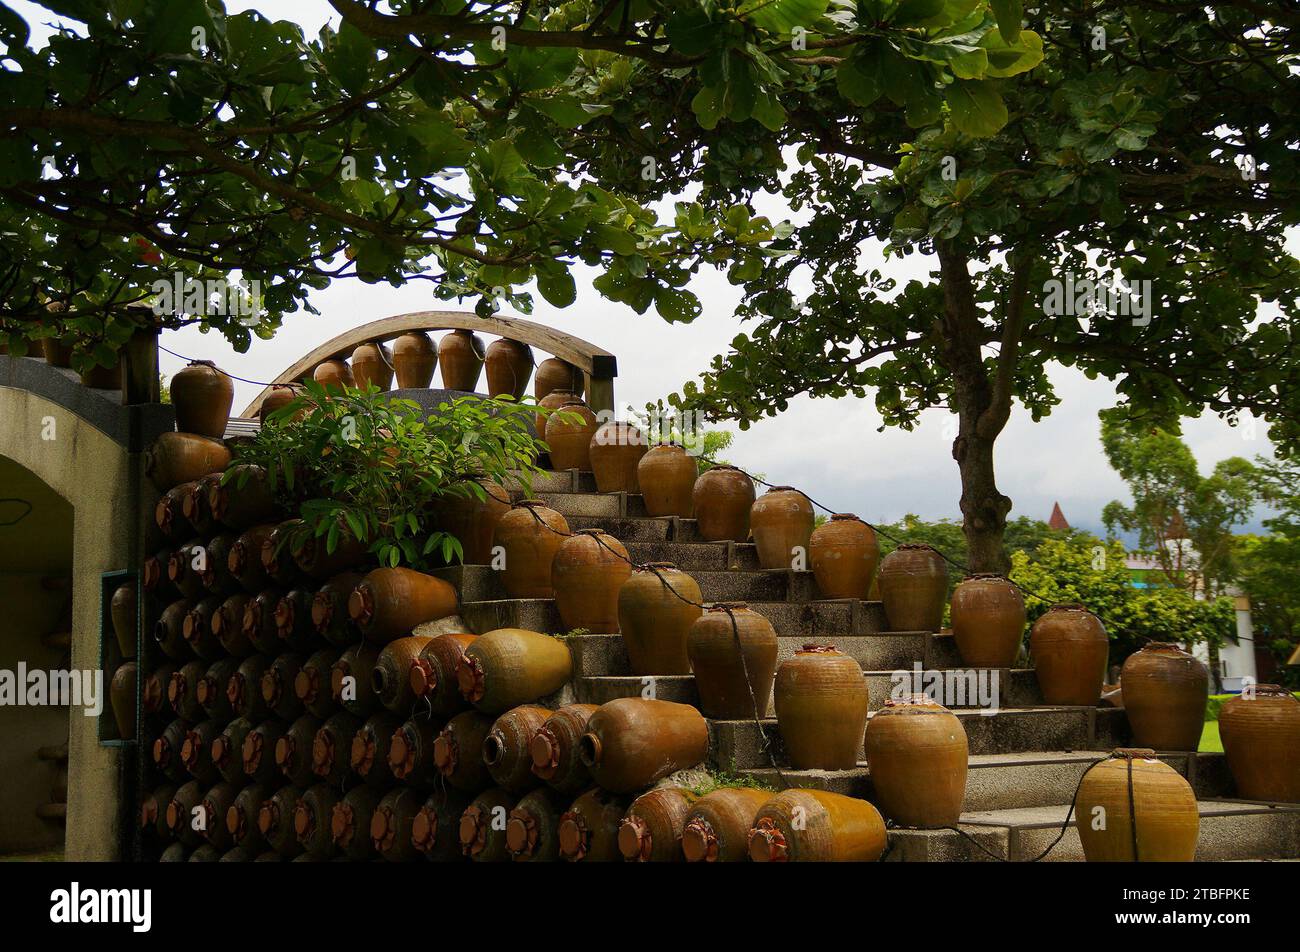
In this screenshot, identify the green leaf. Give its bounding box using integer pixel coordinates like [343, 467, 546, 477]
[665, 9, 717, 56]
[692, 85, 726, 130]
[737, 0, 831, 34]
[836, 57, 883, 108]
[654, 286, 702, 323]
[506, 47, 579, 93]
[990, 0, 1023, 43]
[981, 27, 1043, 78]
[946, 80, 1008, 137]
[537, 269, 577, 307]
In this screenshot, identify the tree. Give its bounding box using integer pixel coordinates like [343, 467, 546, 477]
[564, 2, 1300, 572]
[0, 0, 1034, 370]
[1237, 458, 1300, 688]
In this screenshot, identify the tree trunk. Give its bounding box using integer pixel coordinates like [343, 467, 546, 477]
[935, 241, 1029, 576]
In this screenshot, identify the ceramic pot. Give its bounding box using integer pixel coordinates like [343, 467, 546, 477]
[681, 788, 771, 863]
[494, 500, 570, 598]
[950, 573, 1026, 668]
[617, 564, 703, 675]
[750, 486, 814, 570]
[110, 662, 137, 740]
[456, 628, 573, 714]
[313, 358, 353, 393]
[483, 705, 551, 793]
[876, 544, 948, 632]
[529, 704, 600, 796]
[1120, 642, 1209, 751]
[1075, 749, 1199, 861]
[692, 465, 755, 542]
[430, 479, 511, 565]
[589, 422, 648, 493]
[145, 433, 231, 492]
[774, 645, 868, 769]
[579, 698, 709, 793]
[534, 357, 584, 399]
[350, 342, 393, 391]
[557, 788, 631, 862]
[392, 332, 437, 388]
[348, 567, 458, 644]
[637, 444, 697, 518]
[809, 514, 879, 599]
[258, 385, 300, 424]
[171, 361, 235, 438]
[535, 388, 580, 442]
[686, 603, 778, 720]
[110, 582, 137, 658]
[484, 338, 534, 400]
[1030, 603, 1109, 705]
[863, 694, 968, 827]
[618, 787, 699, 862]
[545, 400, 598, 471]
[438, 329, 485, 391]
[749, 790, 887, 862]
[408, 632, 478, 719]
[552, 529, 631, 634]
[1219, 685, 1300, 802]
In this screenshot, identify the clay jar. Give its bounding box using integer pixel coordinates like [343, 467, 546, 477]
[809, 514, 879, 599]
[750, 486, 814, 570]
[460, 789, 516, 862]
[391, 331, 437, 388]
[348, 567, 458, 644]
[864, 694, 968, 828]
[618, 787, 698, 862]
[110, 582, 137, 658]
[681, 788, 771, 863]
[484, 338, 534, 400]
[950, 573, 1026, 669]
[505, 787, 568, 862]
[1029, 603, 1109, 705]
[456, 628, 573, 714]
[551, 529, 631, 634]
[579, 698, 709, 793]
[1219, 685, 1300, 802]
[692, 465, 755, 542]
[545, 400, 598, 471]
[876, 543, 948, 632]
[170, 361, 234, 439]
[637, 444, 697, 518]
[408, 632, 478, 718]
[589, 422, 648, 494]
[774, 645, 868, 770]
[110, 662, 137, 740]
[529, 703, 599, 795]
[1075, 749, 1199, 861]
[431, 479, 511, 565]
[686, 604, 778, 720]
[558, 788, 630, 863]
[1120, 642, 1209, 751]
[534, 357, 583, 399]
[493, 500, 570, 599]
[313, 358, 354, 393]
[749, 789, 887, 862]
[483, 705, 551, 793]
[535, 388, 580, 441]
[371, 635, 432, 714]
[438, 328, 485, 391]
[617, 564, 703, 676]
[146, 433, 231, 493]
[350, 342, 393, 392]
[259, 385, 300, 424]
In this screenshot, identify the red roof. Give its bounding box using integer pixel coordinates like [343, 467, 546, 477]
[1048, 502, 1070, 531]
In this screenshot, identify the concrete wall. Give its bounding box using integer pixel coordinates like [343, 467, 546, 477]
[0, 386, 139, 860]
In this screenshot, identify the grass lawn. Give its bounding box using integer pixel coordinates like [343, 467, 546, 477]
[1199, 720, 1224, 753]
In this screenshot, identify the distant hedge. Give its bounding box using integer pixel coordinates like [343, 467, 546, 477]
[1205, 691, 1300, 722]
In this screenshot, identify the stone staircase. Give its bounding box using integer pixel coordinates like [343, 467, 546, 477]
[443, 468, 1300, 862]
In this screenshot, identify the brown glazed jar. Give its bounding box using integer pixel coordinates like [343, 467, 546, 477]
[484, 337, 534, 400]
[211, 717, 254, 785]
[456, 628, 572, 714]
[409, 789, 471, 862]
[551, 529, 632, 633]
[558, 788, 631, 862]
[809, 514, 879, 599]
[294, 646, 341, 719]
[348, 711, 400, 788]
[391, 331, 437, 388]
[459, 788, 517, 862]
[430, 479, 511, 565]
[330, 786, 383, 861]
[145, 433, 231, 493]
[692, 465, 755, 542]
[155, 484, 195, 540]
[534, 357, 584, 400]
[258, 384, 300, 425]
[433, 710, 495, 793]
[589, 422, 648, 494]
[437, 328, 485, 392]
[618, 787, 699, 862]
[331, 642, 380, 718]
[530, 703, 600, 795]
[312, 571, 365, 647]
[483, 705, 551, 793]
[506, 787, 568, 862]
[311, 711, 362, 786]
[409, 632, 478, 718]
[1219, 685, 1300, 802]
[864, 694, 968, 827]
[681, 787, 772, 863]
[637, 444, 697, 518]
[774, 645, 868, 769]
[312, 358, 354, 393]
[534, 387, 579, 443]
[348, 567, 458, 644]
[257, 785, 305, 858]
[371, 635, 432, 714]
[110, 582, 137, 658]
[617, 564, 703, 676]
[1076, 749, 1199, 861]
[749, 789, 887, 862]
[292, 784, 340, 858]
[579, 698, 709, 793]
[545, 400, 598, 471]
[1029, 603, 1109, 705]
[749, 486, 815, 570]
[388, 718, 441, 786]
[687, 604, 779, 720]
[369, 787, 423, 862]
[171, 360, 234, 439]
[227, 524, 275, 593]
[494, 500, 570, 599]
[109, 662, 137, 741]
[208, 464, 277, 531]
[876, 543, 948, 632]
[1120, 642, 1209, 751]
[950, 573, 1026, 668]
[349, 341, 393, 392]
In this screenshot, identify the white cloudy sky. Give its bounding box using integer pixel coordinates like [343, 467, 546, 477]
[12, 0, 1284, 535]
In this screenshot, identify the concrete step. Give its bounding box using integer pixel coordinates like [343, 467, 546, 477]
[740, 752, 1232, 811]
[711, 706, 1130, 769]
[460, 597, 562, 634]
[535, 490, 624, 518]
[566, 515, 673, 541]
[502, 469, 596, 495]
[576, 675, 698, 706]
[865, 668, 1040, 711]
[957, 799, 1300, 862]
[625, 541, 762, 572]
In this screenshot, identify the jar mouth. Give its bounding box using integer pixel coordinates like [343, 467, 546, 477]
[830, 513, 860, 521]
[707, 602, 748, 611]
[1111, 748, 1157, 759]
[964, 572, 1008, 581]
[797, 643, 839, 654]
[894, 542, 936, 551]
[766, 485, 797, 492]
[1049, 602, 1089, 612]
[640, 562, 677, 570]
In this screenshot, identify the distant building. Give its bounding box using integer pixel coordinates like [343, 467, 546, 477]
[1047, 502, 1070, 531]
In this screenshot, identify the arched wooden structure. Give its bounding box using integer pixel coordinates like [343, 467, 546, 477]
[239, 311, 618, 419]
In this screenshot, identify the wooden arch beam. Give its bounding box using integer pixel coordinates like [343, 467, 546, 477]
[239, 310, 617, 418]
